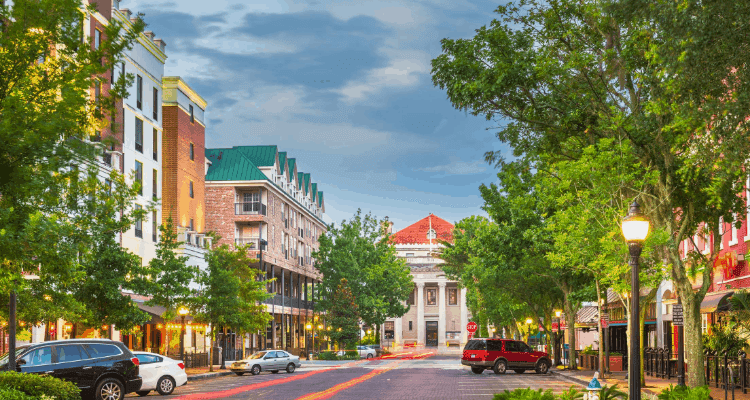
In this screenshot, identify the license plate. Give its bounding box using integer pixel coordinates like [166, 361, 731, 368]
[471, 354, 476, 358]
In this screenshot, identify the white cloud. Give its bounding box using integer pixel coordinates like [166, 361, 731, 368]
[337, 58, 429, 103]
[419, 160, 488, 175]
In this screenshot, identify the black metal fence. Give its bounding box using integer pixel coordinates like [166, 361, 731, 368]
[183, 352, 209, 368]
[645, 347, 750, 394]
[645, 348, 679, 378]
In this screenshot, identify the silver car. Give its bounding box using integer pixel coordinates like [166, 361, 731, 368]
[230, 350, 301, 376]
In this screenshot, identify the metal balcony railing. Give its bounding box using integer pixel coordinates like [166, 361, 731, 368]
[135, 228, 143, 238]
[235, 237, 260, 248]
[235, 202, 267, 216]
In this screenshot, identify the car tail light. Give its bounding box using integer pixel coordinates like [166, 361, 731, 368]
[131, 357, 140, 366]
[178, 362, 185, 370]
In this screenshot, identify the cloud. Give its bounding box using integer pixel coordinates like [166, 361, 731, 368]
[419, 160, 488, 175]
[337, 57, 429, 103]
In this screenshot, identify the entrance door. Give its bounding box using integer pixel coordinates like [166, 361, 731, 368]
[425, 321, 438, 346]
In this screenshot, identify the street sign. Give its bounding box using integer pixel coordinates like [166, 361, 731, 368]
[601, 318, 608, 329]
[673, 304, 684, 326]
[551, 322, 559, 332]
[466, 322, 478, 333]
[601, 312, 609, 322]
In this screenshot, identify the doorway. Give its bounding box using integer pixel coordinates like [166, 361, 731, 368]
[426, 321, 438, 347]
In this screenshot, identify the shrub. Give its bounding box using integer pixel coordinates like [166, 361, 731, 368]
[557, 387, 584, 400]
[599, 385, 626, 400]
[0, 387, 35, 400]
[0, 371, 81, 400]
[340, 350, 359, 360]
[657, 384, 711, 400]
[317, 351, 338, 360]
[493, 388, 556, 400]
[703, 326, 746, 355]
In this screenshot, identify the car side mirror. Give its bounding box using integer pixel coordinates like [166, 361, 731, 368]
[16, 359, 26, 366]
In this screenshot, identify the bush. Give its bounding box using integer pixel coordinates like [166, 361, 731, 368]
[703, 326, 746, 355]
[340, 350, 359, 360]
[0, 387, 35, 400]
[557, 387, 583, 400]
[493, 388, 556, 400]
[317, 351, 338, 360]
[0, 371, 81, 400]
[657, 385, 711, 400]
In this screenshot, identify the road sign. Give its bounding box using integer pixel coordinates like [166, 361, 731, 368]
[601, 312, 609, 322]
[468, 332, 474, 340]
[673, 304, 684, 326]
[601, 318, 608, 329]
[466, 322, 478, 333]
[551, 322, 559, 332]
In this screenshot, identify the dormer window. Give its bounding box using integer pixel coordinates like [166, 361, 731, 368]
[427, 229, 436, 240]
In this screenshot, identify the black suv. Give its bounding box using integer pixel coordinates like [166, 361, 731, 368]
[1, 339, 142, 400]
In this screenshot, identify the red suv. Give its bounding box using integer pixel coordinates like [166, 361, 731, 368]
[461, 338, 551, 375]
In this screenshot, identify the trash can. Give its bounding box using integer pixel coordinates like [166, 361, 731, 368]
[212, 347, 222, 365]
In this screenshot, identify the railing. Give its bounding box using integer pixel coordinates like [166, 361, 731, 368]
[135, 228, 143, 238]
[235, 202, 267, 216]
[704, 350, 748, 393]
[183, 352, 209, 368]
[235, 237, 259, 248]
[405, 257, 441, 264]
[262, 294, 313, 310]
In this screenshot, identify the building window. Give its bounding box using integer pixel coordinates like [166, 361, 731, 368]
[94, 29, 101, 49]
[189, 180, 194, 198]
[136, 75, 142, 109]
[427, 229, 436, 240]
[152, 88, 158, 120]
[134, 204, 143, 238]
[152, 169, 157, 199]
[448, 288, 458, 305]
[384, 321, 394, 340]
[407, 288, 415, 305]
[189, 104, 194, 123]
[152, 128, 158, 161]
[134, 161, 143, 195]
[189, 143, 194, 161]
[135, 117, 143, 153]
[189, 219, 194, 232]
[408, 321, 413, 331]
[152, 211, 158, 242]
[701, 313, 709, 335]
[426, 288, 437, 305]
[406, 253, 415, 257]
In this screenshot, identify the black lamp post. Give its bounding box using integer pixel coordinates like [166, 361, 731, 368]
[178, 306, 189, 362]
[306, 323, 312, 360]
[8, 273, 39, 371]
[622, 200, 650, 400]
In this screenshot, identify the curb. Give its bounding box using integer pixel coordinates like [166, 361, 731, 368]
[187, 371, 235, 381]
[550, 371, 659, 396]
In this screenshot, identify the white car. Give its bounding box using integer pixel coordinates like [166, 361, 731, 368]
[337, 345, 377, 359]
[132, 351, 188, 396]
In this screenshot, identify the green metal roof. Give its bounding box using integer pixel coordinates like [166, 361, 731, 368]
[287, 158, 296, 182]
[311, 183, 317, 202]
[205, 148, 267, 181]
[297, 172, 304, 190]
[278, 152, 287, 175]
[234, 145, 277, 167]
[303, 173, 311, 195]
[317, 192, 323, 207]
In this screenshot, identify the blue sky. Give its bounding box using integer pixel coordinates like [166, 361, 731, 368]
[125, 0, 509, 231]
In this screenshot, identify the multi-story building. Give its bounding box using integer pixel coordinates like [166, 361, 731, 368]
[381, 214, 470, 350]
[204, 145, 326, 357]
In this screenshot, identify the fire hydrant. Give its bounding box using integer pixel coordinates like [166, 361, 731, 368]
[585, 372, 602, 400]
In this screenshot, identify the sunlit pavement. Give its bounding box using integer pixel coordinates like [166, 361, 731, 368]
[126, 352, 581, 399]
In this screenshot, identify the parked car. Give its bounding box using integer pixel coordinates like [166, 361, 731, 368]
[461, 338, 551, 375]
[230, 350, 300, 376]
[337, 345, 377, 359]
[0, 339, 142, 400]
[132, 351, 187, 396]
[366, 345, 383, 357]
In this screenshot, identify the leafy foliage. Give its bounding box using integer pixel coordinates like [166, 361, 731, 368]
[702, 326, 747, 355]
[0, 371, 81, 400]
[657, 385, 711, 400]
[326, 278, 360, 348]
[493, 388, 555, 400]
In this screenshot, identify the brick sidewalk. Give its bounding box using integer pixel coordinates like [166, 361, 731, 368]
[554, 368, 750, 400]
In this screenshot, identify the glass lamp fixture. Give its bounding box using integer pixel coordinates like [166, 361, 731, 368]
[622, 201, 650, 242]
[555, 310, 562, 318]
[178, 306, 189, 316]
[525, 318, 533, 325]
[306, 324, 312, 330]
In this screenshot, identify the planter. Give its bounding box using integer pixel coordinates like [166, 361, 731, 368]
[609, 355, 623, 372]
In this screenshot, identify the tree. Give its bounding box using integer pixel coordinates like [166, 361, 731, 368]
[327, 278, 360, 349]
[193, 242, 271, 371]
[313, 210, 412, 336]
[0, 0, 145, 329]
[431, 0, 750, 385]
[142, 218, 198, 323]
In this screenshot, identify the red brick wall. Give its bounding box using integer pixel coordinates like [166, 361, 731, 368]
[162, 105, 205, 232]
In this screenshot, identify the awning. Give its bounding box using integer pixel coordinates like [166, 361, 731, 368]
[700, 291, 734, 314]
[134, 301, 195, 324]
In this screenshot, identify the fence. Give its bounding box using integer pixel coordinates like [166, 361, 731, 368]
[644, 347, 750, 394]
[183, 352, 209, 368]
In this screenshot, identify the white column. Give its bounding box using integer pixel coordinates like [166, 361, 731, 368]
[417, 282, 425, 346]
[460, 287, 468, 344]
[394, 318, 402, 348]
[438, 282, 446, 347]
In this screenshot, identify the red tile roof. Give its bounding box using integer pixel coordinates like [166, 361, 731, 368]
[391, 214, 454, 245]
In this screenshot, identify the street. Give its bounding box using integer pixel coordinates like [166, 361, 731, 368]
[127, 354, 581, 400]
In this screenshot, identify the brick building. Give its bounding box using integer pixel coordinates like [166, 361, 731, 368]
[205, 146, 326, 357]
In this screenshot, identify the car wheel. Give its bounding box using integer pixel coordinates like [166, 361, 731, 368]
[367, 354, 373, 359]
[536, 360, 550, 374]
[286, 363, 296, 373]
[471, 366, 484, 374]
[250, 364, 261, 375]
[136, 391, 150, 397]
[95, 378, 124, 400]
[493, 360, 507, 375]
[157, 376, 176, 396]
[514, 369, 525, 374]
[271, 370, 280, 374]
[235, 372, 245, 376]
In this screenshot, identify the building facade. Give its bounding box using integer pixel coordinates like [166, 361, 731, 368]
[381, 214, 470, 350]
[204, 145, 326, 357]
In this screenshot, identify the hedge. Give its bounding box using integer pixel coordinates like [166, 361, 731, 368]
[0, 387, 36, 400]
[0, 371, 81, 400]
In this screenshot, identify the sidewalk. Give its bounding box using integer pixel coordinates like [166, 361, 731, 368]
[553, 368, 750, 400]
[185, 365, 235, 381]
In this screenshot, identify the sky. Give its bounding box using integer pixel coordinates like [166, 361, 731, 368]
[123, 0, 510, 231]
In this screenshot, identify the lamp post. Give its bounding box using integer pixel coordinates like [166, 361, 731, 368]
[525, 318, 533, 343]
[178, 307, 189, 362]
[622, 200, 650, 400]
[306, 323, 312, 360]
[555, 310, 562, 366]
[8, 273, 40, 371]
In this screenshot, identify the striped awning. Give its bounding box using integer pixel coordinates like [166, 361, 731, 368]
[700, 291, 734, 314]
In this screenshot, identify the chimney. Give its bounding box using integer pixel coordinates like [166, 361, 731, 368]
[144, 31, 155, 40]
[154, 38, 167, 53]
[120, 8, 132, 19]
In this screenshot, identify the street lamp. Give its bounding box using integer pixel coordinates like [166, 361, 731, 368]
[178, 307, 189, 362]
[554, 310, 563, 366]
[8, 273, 40, 371]
[525, 318, 533, 343]
[306, 323, 313, 360]
[622, 200, 650, 400]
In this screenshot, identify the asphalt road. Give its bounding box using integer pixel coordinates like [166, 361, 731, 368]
[126, 354, 581, 400]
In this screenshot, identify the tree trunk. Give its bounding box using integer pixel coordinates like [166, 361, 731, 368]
[564, 299, 578, 370]
[595, 279, 604, 377]
[209, 329, 216, 372]
[684, 289, 705, 386]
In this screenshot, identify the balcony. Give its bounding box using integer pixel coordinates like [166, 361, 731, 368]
[235, 237, 260, 248]
[235, 202, 267, 216]
[262, 294, 313, 310]
[135, 228, 143, 238]
[405, 257, 442, 265]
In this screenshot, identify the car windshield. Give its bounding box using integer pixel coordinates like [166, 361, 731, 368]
[0, 347, 27, 367]
[246, 352, 266, 360]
